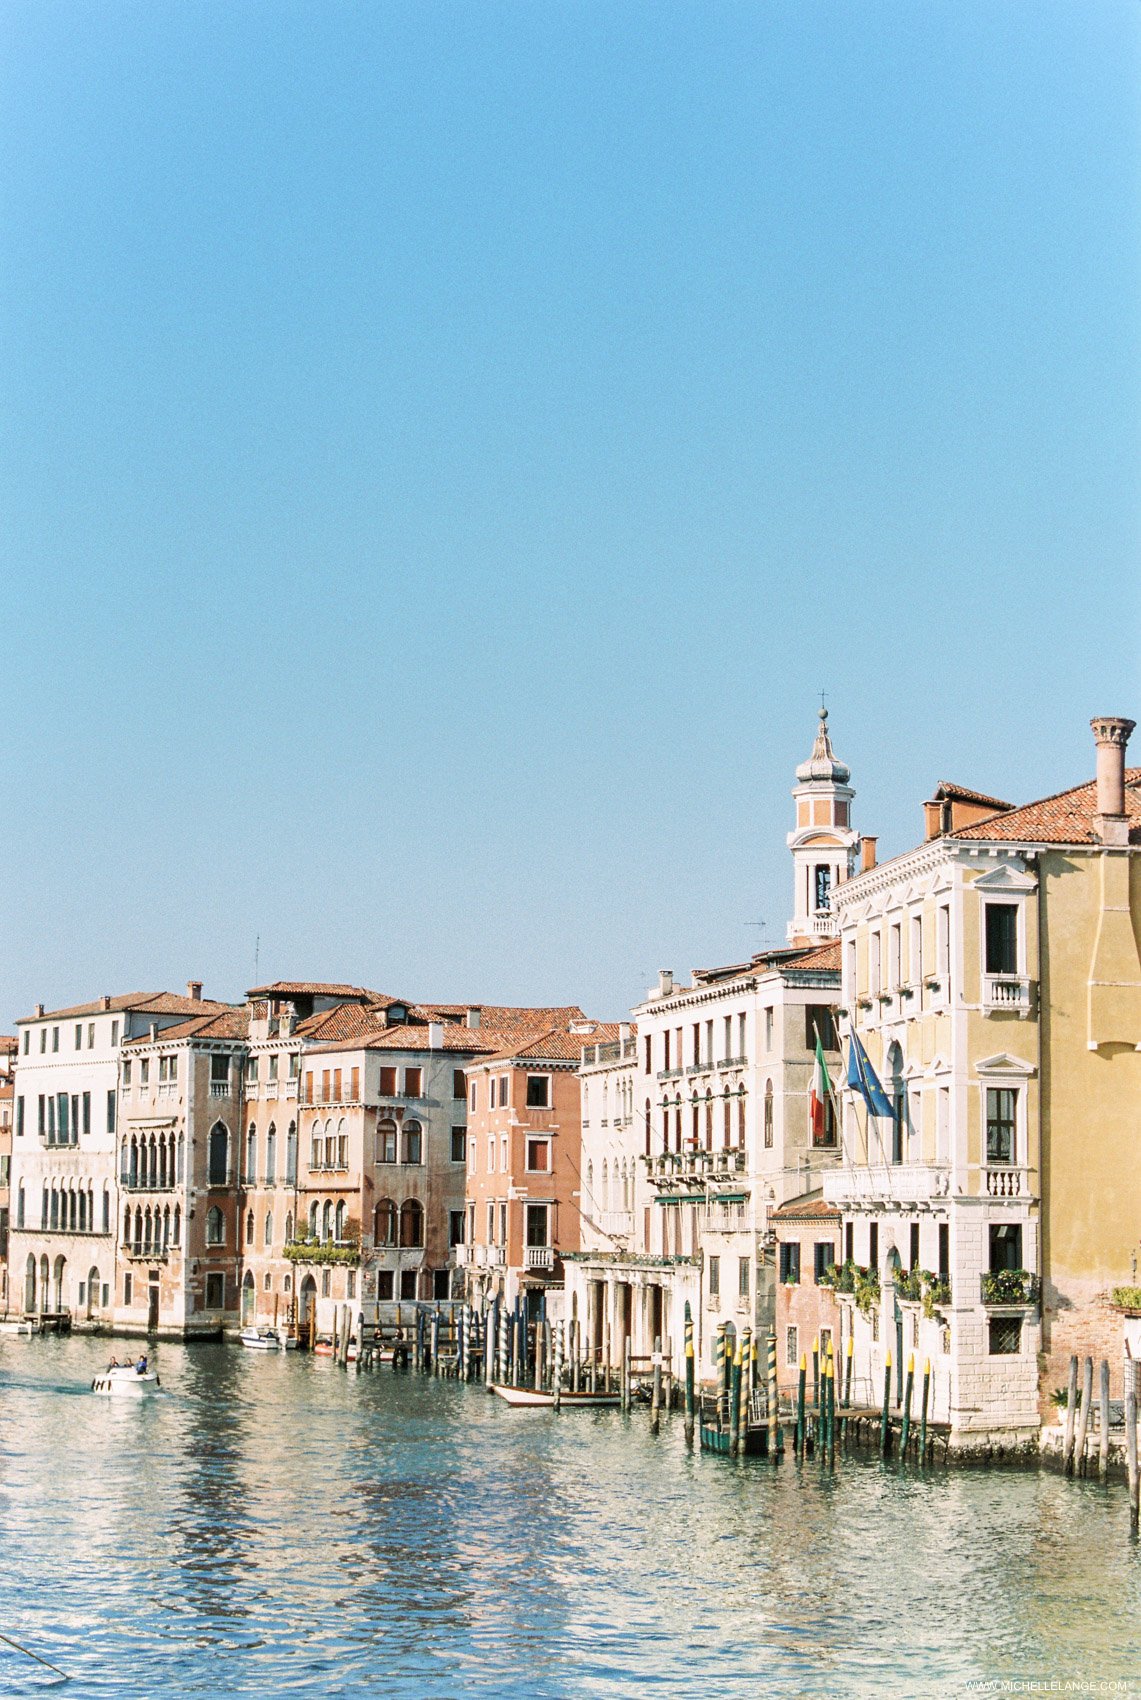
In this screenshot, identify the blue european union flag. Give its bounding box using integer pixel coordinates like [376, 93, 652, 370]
[846, 1032, 894, 1119]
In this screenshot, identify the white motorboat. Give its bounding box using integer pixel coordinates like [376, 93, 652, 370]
[0, 1319, 36, 1336]
[492, 1384, 620, 1409]
[238, 1326, 282, 1351]
[91, 1364, 161, 1397]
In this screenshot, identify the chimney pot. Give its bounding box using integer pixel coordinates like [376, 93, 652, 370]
[428, 1021, 444, 1050]
[860, 835, 878, 872]
[1090, 716, 1134, 832]
[658, 969, 674, 997]
[34, 1003, 44, 1018]
[188, 980, 203, 1002]
[101, 995, 112, 1011]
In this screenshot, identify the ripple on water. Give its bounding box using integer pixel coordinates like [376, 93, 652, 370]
[0, 1336, 1138, 1698]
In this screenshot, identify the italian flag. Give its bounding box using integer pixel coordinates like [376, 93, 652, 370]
[810, 1034, 832, 1141]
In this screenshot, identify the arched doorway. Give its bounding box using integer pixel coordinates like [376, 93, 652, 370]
[53, 1256, 67, 1314]
[241, 1270, 256, 1325]
[299, 1274, 317, 1331]
[87, 1266, 101, 1319]
[39, 1256, 49, 1314]
[24, 1255, 36, 1315]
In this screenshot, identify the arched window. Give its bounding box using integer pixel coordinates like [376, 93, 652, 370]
[41, 1186, 48, 1229]
[764, 1081, 774, 1149]
[376, 1119, 397, 1164]
[143, 1208, 152, 1251]
[738, 1091, 747, 1145]
[284, 1211, 294, 1244]
[308, 1200, 319, 1236]
[78, 1190, 87, 1232]
[173, 1205, 181, 1246]
[321, 1200, 332, 1242]
[25, 1255, 36, 1313]
[265, 1124, 276, 1185]
[50, 1190, 59, 1230]
[133, 1206, 142, 1248]
[208, 1123, 229, 1186]
[586, 1161, 593, 1206]
[102, 1189, 110, 1235]
[264, 1212, 273, 1248]
[123, 1205, 131, 1244]
[177, 1133, 185, 1182]
[311, 1131, 322, 1171]
[705, 1092, 713, 1150]
[17, 1185, 24, 1229]
[205, 1206, 225, 1246]
[120, 1138, 129, 1184]
[129, 1137, 138, 1187]
[246, 1124, 257, 1185]
[70, 1189, 78, 1230]
[245, 1209, 255, 1244]
[286, 1122, 297, 1184]
[374, 1198, 397, 1246]
[334, 1200, 346, 1241]
[400, 1199, 423, 1249]
[601, 1160, 608, 1210]
[162, 1205, 170, 1249]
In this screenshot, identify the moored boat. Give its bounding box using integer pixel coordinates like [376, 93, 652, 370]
[0, 1319, 37, 1337]
[239, 1326, 282, 1350]
[492, 1384, 620, 1409]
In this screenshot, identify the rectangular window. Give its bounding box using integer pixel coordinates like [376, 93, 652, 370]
[304, 1071, 313, 1103]
[350, 1067, 359, 1100]
[405, 1067, 422, 1098]
[82, 1091, 91, 1137]
[487, 1138, 495, 1172]
[737, 1013, 746, 1056]
[692, 1022, 701, 1065]
[525, 1074, 551, 1109]
[888, 924, 902, 990]
[805, 1006, 838, 1051]
[937, 906, 950, 979]
[321, 1070, 330, 1103]
[338, 1135, 347, 1169]
[910, 916, 922, 985]
[470, 1081, 477, 1112]
[38, 1095, 44, 1136]
[764, 1008, 773, 1052]
[644, 1034, 653, 1074]
[110, 1020, 119, 1046]
[205, 1272, 225, 1310]
[869, 1222, 879, 1269]
[451, 1127, 467, 1162]
[526, 1138, 550, 1173]
[402, 1126, 422, 1165]
[708, 1255, 720, 1297]
[813, 1241, 834, 1283]
[779, 1242, 801, 1284]
[989, 1223, 1022, 1273]
[498, 1075, 510, 1108]
[124, 1273, 133, 1306]
[210, 1054, 228, 1083]
[400, 1269, 418, 1301]
[663, 1030, 671, 1071]
[524, 1204, 548, 1247]
[938, 1223, 949, 1279]
[986, 1088, 1017, 1164]
[246, 1056, 259, 1083]
[985, 904, 1019, 975]
[786, 1326, 799, 1367]
[106, 1091, 116, 1134]
[738, 1257, 750, 1299]
[16, 1097, 24, 1138]
[87, 1022, 95, 1049]
[487, 1201, 495, 1242]
[453, 1070, 466, 1100]
[499, 1201, 507, 1244]
[380, 1067, 397, 1096]
[845, 1221, 853, 1263]
[58, 1093, 69, 1142]
[449, 1210, 465, 1247]
[333, 1069, 342, 1100]
[378, 1125, 397, 1163]
[377, 1270, 394, 1301]
[347, 1271, 355, 1300]
[988, 1316, 1021, 1356]
[268, 1054, 279, 1082]
[22, 1030, 28, 1054]
[75, 1024, 82, 1050]
[909, 1221, 920, 1272]
[500, 1134, 508, 1172]
[845, 940, 857, 1004]
[40, 1028, 46, 1052]
[870, 933, 882, 991]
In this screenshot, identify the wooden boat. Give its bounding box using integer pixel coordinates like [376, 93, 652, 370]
[312, 1335, 335, 1357]
[91, 1365, 161, 1397]
[0, 1319, 36, 1337]
[239, 1326, 282, 1350]
[492, 1383, 620, 1409]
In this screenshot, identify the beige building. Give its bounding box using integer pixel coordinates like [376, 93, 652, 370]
[828, 715, 1140, 1449]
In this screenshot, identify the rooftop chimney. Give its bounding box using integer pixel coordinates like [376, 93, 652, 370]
[101, 995, 112, 1011]
[466, 1008, 481, 1029]
[34, 1003, 44, 1018]
[618, 1021, 631, 1044]
[427, 1021, 444, 1050]
[860, 835, 878, 872]
[658, 969, 674, 998]
[1091, 716, 1134, 843]
[188, 980, 203, 1002]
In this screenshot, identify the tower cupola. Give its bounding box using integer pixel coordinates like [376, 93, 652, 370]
[786, 707, 859, 943]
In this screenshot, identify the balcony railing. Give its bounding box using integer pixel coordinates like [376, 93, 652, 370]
[209, 1080, 231, 1098]
[980, 1269, 1039, 1306]
[453, 1244, 471, 1266]
[823, 1165, 951, 1206]
[644, 1148, 747, 1187]
[524, 1246, 555, 1271]
[656, 1068, 683, 1082]
[984, 1165, 1031, 1199]
[982, 975, 1032, 1014]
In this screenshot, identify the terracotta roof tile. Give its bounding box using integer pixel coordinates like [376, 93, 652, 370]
[952, 769, 1141, 845]
[477, 1022, 621, 1065]
[930, 781, 1014, 810]
[124, 1008, 250, 1045]
[770, 1194, 842, 1221]
[18, 991, 232, 1024]
[246, 981, 393, 1002]
[294, 1004, 391, 1043]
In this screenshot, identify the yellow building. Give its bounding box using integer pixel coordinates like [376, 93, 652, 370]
[827, 716, 1139, 1452]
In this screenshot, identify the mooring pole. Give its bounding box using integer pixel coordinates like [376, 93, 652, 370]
[1063, 1354, 1079, 1475]
[684, 1302, 695, 1447]
[1098, 1359, 1111, 1482]
[900, 1353, 914, 1460]
[1074, 1356, 1094, 1478]
[651, 1334, 663, 1436]
[796, 1354, 806, 1458]
[920, 1358, 930, 1462]
[880, 1349, 892, 1458]
[767, 1333, 781, 1460]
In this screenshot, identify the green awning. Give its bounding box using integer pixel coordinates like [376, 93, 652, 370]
[713, 1192, 748, 1205]
[655, 1193, 706, 1206]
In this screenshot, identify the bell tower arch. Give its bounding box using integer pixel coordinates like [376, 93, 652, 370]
[786, 707, 858, 943]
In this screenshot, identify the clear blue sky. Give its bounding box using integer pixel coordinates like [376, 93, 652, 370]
[1, 1, 1138, 1027]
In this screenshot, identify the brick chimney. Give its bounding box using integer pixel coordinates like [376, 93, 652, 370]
[1090, 716, 1134, 844]
[34, 1003, 44, 1018]
[860, 835, 878, 872]
[187, 980, 203, 1002]
[101, 995, 112, 1011]
[427, 1021, 444, 1050]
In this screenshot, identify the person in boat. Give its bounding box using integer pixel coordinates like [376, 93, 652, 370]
[108, 1355, 119, 1369]
[135, 1354, 148, 1375]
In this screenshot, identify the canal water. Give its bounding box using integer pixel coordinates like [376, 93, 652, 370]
[0, 1336, 1137, 1699]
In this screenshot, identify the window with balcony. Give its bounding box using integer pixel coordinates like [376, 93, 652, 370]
[986, 1088, 1017, 1165]
[210, 1055, 229, 1087]
[525, 1204, 549, 1248]
[815, 864, 832, 912]
[984, 904, 1018, 975]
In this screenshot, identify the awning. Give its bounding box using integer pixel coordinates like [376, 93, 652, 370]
[712, 1192, 748, 1205]
[655, 1193, 705, 1206]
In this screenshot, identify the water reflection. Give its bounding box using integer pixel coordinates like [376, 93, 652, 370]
[0, 1335, 1136, 1698]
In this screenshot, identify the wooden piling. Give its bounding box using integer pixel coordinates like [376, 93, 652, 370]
[826, 1343, 836, 1465]
[1074, 1356, 1093, 1478]
[728, 1336, 741, 1456]
[714, 1323, 726, 1427]
[622, 1334, 632, 1413]
[1098, 1358, 1110, 1482]
[880, 1350, 892, 1458]
[767, 1333, 781, 1460]
[1063, 1354, 1079, 1475]
[920, 1358, 930, 1462]
[796, 1354, 806, 1458]
[900, 1353, 914, 1460]
[553, 1320, 564, 1411]
[651, 1334, 663, 1436]
[683, 1303, 695, 1447]
[1125, 1378, 1139, 1531]
[812, 1335, 820, 1419]
[843, 1333, 853, 1408]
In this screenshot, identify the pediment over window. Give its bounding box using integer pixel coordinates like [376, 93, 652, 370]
[924, 1054, 951, 1078]
[971, 864, 1036, 894]
[975, 1052, 1036, 1078]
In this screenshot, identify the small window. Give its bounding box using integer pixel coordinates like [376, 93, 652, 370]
[738, 1257, 750, 1299]
[453, 1070, 467, 1100]
[985, 904, 1019, 975]
[400, 1269, 417, 1301]
[402, 1121, 423, 1165]
[526, 1138, 550, 1173]
[986, 1088, 1017, 1165]
[210, 1054, 229, 1084]
[110, 1020, 119, 1046]
[75, 1024, 82, 1050]
[786, 1325, 799, 1368]
[448, 1210, 465, 1247]
[124, 1273, 133, 1305]
[805, 1007, 837, 1051]
[779, 1242, 801, 1284]
[988, 1316, 1021, 1355]
[526, 1075, 551, 1109]
[451, 1127, 467, 1162]
[813, 1241, 834, 1283]
[379, 1067, 397, 1097]
[87, 1023, 95, 1049]
[708, 1255, 720, 1297]
[404, 1067, 422, 1098]
[377, 1270, 394, 1301]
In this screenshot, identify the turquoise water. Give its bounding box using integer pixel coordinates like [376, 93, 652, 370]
[0, 1335, 1137, 1698]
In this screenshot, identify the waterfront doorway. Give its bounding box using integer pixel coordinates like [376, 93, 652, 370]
[241, 1270, 255, 1324]
[300, 1274, 317, 1332]
[147, 1278, 159, 1332]
[87, 1265, 101, 1320]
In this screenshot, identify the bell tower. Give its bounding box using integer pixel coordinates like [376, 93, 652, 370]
[786, 707, 858, 943]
